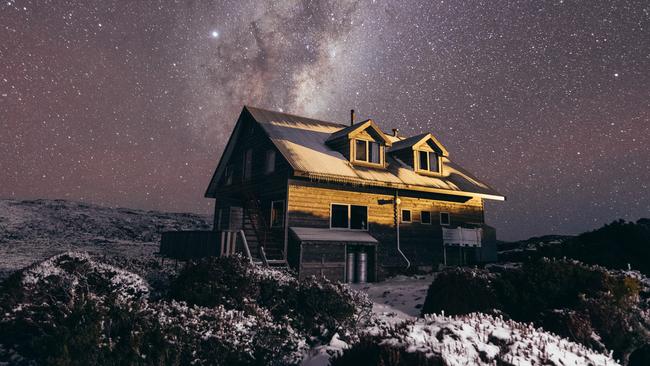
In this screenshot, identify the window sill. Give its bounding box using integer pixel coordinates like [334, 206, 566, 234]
[415, 169, 443, 177]
[329, 227, 369, 231]
[351, 160, 385, 169]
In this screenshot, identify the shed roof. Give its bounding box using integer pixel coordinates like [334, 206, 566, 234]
[244, 106, 504, 201]
[290, 227, 379, 243]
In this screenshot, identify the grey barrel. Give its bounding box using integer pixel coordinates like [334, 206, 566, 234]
[346, 252, 356, 283]
[356, 251, 367, 283]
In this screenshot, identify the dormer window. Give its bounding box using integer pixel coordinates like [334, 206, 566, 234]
[418, 150, 440, 173]
[354, 139, 381, 165]
[387, 132, 447, 176]
[325, 119, 391, 168]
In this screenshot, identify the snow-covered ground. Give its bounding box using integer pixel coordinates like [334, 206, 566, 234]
[351, 274, 433, 322]
[0, 199, 210, 279]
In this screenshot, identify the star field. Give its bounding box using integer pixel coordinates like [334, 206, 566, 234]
[1, 0, 649, 240]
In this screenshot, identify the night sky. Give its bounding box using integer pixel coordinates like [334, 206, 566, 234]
[1, 1, 648, 241]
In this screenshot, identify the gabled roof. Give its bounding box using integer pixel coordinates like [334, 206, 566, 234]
[325, 119, 393, 146]
[206, 106, 504, 201]
[389, 133, 449, 156]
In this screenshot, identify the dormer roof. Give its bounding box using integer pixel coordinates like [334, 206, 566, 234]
[389, 132, 449, 156]
[325, 119, 393, 146]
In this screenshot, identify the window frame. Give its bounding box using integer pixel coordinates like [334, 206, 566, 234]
[352, 138, 383, 167]
[270, 200, 285, 228]
[440, 212, 451, 226]
[329, 203, 369, 231]
[415, 149, 441, 175]
[243, 148, 253, 181]
[420, 210, 432, 225]
[224, 165, 233, 185]
[265, 149, 276, 175]
[401, 209, 412, 223]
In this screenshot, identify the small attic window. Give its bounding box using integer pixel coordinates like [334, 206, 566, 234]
[354, 139, 382, 165]
[417, 150, 440, 173]
[265, 150, 276, 174]
[224, 166, 233, 185]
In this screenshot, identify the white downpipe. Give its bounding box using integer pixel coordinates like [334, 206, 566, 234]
[395, 191, 411, 269]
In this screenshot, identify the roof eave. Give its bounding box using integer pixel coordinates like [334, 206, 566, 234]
[293, 170, 505, 201]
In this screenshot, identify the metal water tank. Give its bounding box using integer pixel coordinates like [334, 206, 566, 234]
[346, 252, 356, 283]
[356, 250, 367, 283]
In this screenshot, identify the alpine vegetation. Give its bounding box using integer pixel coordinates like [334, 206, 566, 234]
[0, 253, 372, 366]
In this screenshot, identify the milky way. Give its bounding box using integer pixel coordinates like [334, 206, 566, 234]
[1, 0, 649, 240]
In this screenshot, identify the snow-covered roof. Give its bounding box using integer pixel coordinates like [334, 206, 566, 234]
[290, 227, 379, 243]
[389, 132, 449, 156]
[245, 106, 504, 201]
[325, 119, 393, 146]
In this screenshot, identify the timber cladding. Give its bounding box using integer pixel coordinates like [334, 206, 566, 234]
[287, 178, 484, 270]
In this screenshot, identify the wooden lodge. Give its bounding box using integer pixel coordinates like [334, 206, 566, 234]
[160, 106, 505, 282]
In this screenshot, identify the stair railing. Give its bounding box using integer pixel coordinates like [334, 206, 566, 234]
[243, 192, 271, 255]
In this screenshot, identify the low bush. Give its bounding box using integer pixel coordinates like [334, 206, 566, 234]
[169, 256, 372, 341]
[295, 276, 372, 339]
[169, 255, 258, 309]
[420, 267, 499, 316]
[2, 253, 366, 365]
[333, 313, 619, 366]
[420, 258, 650, 362]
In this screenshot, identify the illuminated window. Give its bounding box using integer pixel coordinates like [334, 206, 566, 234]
[270, 200, 285, 228]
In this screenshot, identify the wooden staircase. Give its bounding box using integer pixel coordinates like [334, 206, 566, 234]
[243, 193, 287, 268]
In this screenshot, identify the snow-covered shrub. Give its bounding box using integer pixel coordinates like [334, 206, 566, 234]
[148, 301, 305, 366]
[1, 251, 148, 309]
[169, 256, 372, 343]
[295, 276, 373, 341]
[420, 267, 499, 317]
[0, 253, 308, 366]
[332, 313, 620, 366]
[420, 258, 650, 362]
[0, 252, 151, 365]
[100, 254, 179, 300]
[539, 309, 606, 352]
[170, 255, 259, 309]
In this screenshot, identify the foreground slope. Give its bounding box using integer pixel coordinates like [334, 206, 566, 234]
[0, 198, 210, 278]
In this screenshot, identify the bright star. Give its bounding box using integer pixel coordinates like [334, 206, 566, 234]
[211, 31, 219, 38]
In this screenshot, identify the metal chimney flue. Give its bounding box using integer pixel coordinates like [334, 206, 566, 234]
[350, 109, 355, 126]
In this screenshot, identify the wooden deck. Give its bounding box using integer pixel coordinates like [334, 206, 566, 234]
[159, 230, 221, 260]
